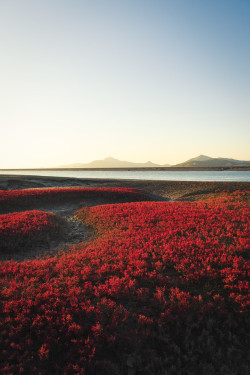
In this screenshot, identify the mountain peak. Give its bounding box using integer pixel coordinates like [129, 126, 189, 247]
[104, 157, 117, 161]
[195, 155, 212, 161]
[174, 155, 250, 167]
[59, 157, 165, 168]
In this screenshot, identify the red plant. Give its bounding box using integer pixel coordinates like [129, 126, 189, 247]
[0, 210, 63, 252]
[0, 190, 249, 374]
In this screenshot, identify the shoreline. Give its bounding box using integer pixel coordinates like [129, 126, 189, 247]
[1, 166, 250, 171]
[0, 175, 249, 201]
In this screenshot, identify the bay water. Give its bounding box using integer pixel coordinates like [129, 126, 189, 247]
[0, 169, 250, 182]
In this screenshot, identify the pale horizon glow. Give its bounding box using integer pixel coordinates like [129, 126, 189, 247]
[0, 0, 249, 168]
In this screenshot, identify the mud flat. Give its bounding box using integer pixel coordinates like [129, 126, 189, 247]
[0, 174, 249, 201]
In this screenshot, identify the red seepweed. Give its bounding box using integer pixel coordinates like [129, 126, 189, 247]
[0, 190, 249, 374]
[0, 210, 62, 252]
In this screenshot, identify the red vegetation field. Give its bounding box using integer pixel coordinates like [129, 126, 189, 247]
[0, 189, 249, 374]
[0, 210, 62, 252]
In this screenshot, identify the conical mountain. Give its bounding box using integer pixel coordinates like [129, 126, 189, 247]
[174, 155, 250, 167]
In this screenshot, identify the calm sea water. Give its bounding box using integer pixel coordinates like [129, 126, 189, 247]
[1, 169, 250, 182]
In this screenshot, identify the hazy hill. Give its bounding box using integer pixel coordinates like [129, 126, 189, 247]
[58, 155, 250, 168]
[174, 155, 250, 167]
[59, 157, 169, 168]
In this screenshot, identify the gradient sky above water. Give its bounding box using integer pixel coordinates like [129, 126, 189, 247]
[0, 0, 249, 168]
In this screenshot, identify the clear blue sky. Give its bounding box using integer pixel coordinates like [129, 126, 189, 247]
[0, 0, 249, 167]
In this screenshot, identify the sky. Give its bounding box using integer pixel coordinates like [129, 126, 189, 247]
[0, 0, 249, 168]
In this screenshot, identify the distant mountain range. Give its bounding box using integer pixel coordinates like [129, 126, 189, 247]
[58, 155, 250, 168]
[59, 157, 170, 168]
